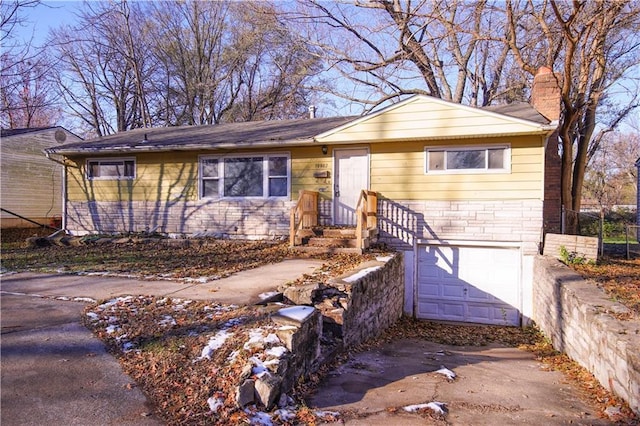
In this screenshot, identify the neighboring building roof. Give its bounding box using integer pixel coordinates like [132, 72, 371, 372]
[46, 117, 355, 155]
[1, 126, 83, 143]
[1, 127, 58, 137]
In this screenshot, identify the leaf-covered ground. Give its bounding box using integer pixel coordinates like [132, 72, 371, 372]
[1, 229, 638, 424]
[571, 258, 640, 317]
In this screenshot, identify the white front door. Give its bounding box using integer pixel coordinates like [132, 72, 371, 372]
[334, 148, 369, 226]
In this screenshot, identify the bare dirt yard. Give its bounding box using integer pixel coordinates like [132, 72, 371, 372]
[1, 228, 638, 424]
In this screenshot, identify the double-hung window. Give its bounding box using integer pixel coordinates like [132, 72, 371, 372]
[425, 145, 510, 173]
[87, 158, 136, 180]
[199, 154, 289, 199]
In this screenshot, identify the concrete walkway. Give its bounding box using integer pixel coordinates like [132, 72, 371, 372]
[311, 338, 610, 425]
[0, 259, 323, 425]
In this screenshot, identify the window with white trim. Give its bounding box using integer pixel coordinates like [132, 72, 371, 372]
[199, 154, 290, 199]
[87, 158, 136, 180]
[425, 145, 510, 173]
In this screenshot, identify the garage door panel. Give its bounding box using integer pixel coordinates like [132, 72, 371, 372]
[440, 303, 465, 321]
[418, 284, 439, 297]
[442, 284, 465, 298]
[416, 243, 521, 326]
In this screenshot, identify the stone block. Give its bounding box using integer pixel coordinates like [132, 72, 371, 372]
[282, 283, 324, 305]
[235, 379, 255, 407]
[254, 372, 282, 409]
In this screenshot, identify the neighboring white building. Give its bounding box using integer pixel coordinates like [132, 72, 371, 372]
[1, 127, 82, 228]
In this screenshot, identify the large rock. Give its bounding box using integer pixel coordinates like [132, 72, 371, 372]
[235, 379, 255, 407]
[282, 282, 324, 305]
[254, 372, 282, 409]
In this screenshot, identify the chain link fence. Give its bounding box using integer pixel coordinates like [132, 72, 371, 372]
[565, 207, 639, 259]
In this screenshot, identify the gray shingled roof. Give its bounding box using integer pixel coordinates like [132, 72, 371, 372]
[483, 102, 550, 124]
[46, 117, 355, 155]
[45, 99, 551, 156]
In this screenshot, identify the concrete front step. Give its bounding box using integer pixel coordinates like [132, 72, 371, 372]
[307, 237, 358, 248]
[291, 246, 363, 255]
[317, 228, 357, 238]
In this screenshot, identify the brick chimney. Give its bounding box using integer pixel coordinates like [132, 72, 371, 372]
[531, 66, 561, 121]
[533, 67, 563, 237]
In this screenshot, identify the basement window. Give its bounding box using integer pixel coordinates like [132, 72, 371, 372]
[199, 154, 290, 199]
[425, 145, 510, 173]
[87, 158, 136, 180]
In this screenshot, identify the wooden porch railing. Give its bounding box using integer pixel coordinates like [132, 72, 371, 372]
[289, 190, 319, 247]
[355, 190, 378, 250]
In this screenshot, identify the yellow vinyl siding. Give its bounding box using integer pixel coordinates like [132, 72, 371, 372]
[290, 146, 333, 201]
[65, 135, 544, 204]
[318, 97, 550, 143]
[67, 147, 332, 203]
[370, 136, 544, 200]
[67, 152, 198, 202]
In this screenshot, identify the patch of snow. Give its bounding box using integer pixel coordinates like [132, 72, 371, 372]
[277, 306, 315, 322]
[376, 255, 393, 262]
[403, 402, 447, 415]
[263, 333, 280, 345]
[265, 346, 287, 358]
[207, 396, 225, 413]
[263, 359, 280, 369]
[244, 329, 268, 350]
[245, 410, 273, 426]
[86, 312, 100, 322]
[435, 366, 456, 381]
[258, 291, 280, 300]
[227, 350, 240, 363]
[273, 408, 296, 422]
[159, 315, 177, 327]
[249, 356, 268, 377]
[73, 297, 96, 303]
[314, 410, 340, 420]
[105, 325, 119, 334]
[198, 329, 234, 360]
[343, 266, 381, 283]
[122, 341, 136, 352]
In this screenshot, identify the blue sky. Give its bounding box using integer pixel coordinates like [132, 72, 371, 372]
[14, 1, 80, 47]
[11, 0, 640, 133]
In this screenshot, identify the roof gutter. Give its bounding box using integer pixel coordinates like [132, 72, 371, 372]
[45, 138, 320, 156]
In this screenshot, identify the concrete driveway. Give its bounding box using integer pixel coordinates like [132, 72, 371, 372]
[310, 338, 610, 425]
[0, 259, 323, 425]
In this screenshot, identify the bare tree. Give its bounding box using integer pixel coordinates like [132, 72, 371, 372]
[505, 0, 640, 233]
[1, 0, 60, 128]
[0, 55, 59, 127]
[291, 0, 521, 110]
[584, 131, 640, 209]
[49, 1, 156, 136]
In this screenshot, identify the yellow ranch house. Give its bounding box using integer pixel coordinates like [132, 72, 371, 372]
[46, 69, 562, 327]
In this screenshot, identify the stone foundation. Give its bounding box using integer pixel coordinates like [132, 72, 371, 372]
[533, 256, 640, 414]
[377, 198, 543, 255]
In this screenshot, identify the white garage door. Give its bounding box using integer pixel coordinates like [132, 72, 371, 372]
[416, 242, 522, 326]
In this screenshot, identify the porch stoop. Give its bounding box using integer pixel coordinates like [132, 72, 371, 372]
[292, 227, 364, 254]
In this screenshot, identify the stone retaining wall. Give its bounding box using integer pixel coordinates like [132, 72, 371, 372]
[332, 254, 404, 348]
[249, 253, 404, 409]
[533, 256, 640, 414]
